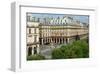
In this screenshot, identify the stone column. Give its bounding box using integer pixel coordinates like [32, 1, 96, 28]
[64, 38, 66, 44]
[46, 38, 47, 44]
[51, 38, 52, 42]
[55, 38, 57, 44]
[41, 38, 43, 45]
[61, 38, 63, 44]
[67, 38, 69, 43]
[50, 38, 51, 43]
[36, 44, 40, 54]
[49, 38, 50, 43]
[44, 38, 46, 44]
[59, 38, 60, 44]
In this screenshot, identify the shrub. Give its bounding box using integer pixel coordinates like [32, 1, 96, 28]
[27, 54, 45, 60]
[52, 48, 65, 59]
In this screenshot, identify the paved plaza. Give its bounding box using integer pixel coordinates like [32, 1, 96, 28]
[39, 44, 65, 59]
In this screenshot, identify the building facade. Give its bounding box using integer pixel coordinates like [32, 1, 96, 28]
[39, 24, 88, 45]
[27, 22, 40, 56]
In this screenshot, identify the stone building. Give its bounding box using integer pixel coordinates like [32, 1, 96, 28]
[39, 24, 88, 45]
[27, 14, 89, 56]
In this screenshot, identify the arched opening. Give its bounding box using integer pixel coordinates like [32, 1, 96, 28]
[60, 38, 62, 44]
[28, 46, 32, 56]
[34, 47, 37, 54]
[57, 38, 59, 44]
[75, 35, 80, 41]
[39, 38, 42, 45]
[66, 38, 68, 44]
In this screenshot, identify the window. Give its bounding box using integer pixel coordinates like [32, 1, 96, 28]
[29, 28, 31, 34]
[27, 16, 30, 22]
[34, 28, 36, 34]
[34, 36, 37, 42]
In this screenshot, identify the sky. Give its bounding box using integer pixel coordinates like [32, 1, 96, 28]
[27, 13, 89, 24]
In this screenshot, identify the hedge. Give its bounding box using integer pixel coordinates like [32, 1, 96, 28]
[27, 54, 45, 60]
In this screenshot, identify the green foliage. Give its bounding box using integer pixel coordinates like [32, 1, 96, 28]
[27, 54, 45, 60]
[52, 48, 66, 59]
[52, 39, 89, 59]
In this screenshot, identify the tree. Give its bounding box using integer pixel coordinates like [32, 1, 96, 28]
[52, 39, 89, 59]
